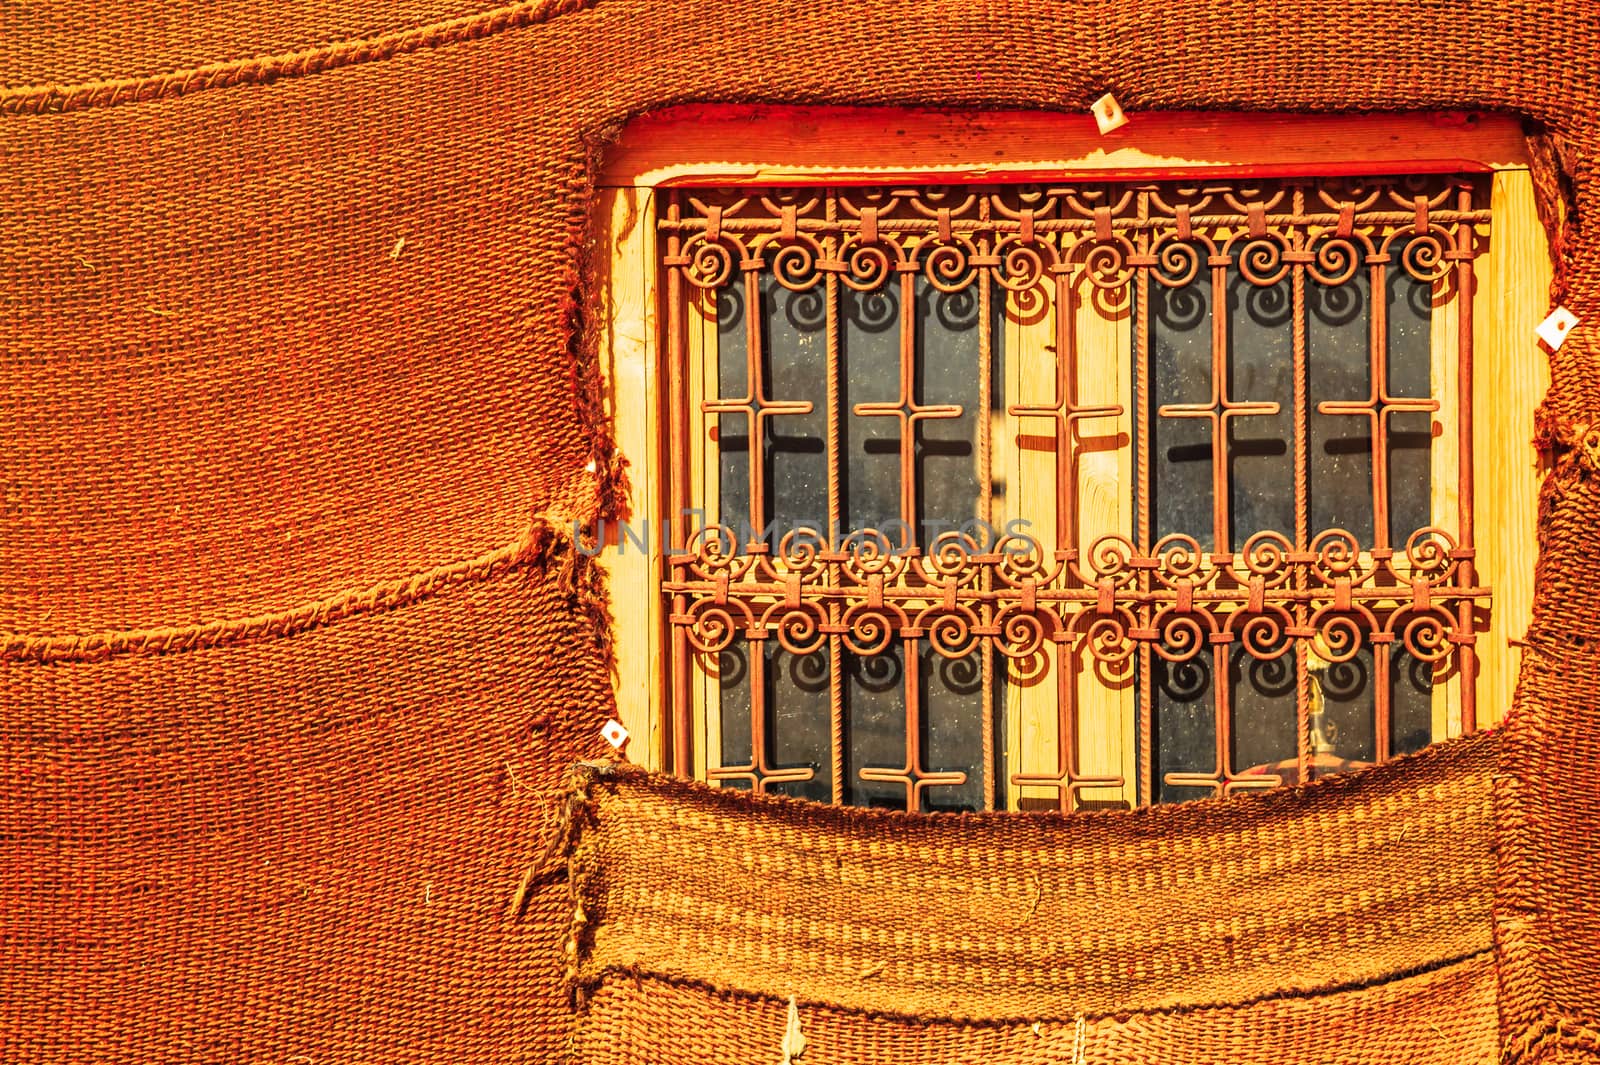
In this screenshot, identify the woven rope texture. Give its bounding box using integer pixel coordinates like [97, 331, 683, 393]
[569, 743, 1496, 1023]
[566, 741, 1498, 1062]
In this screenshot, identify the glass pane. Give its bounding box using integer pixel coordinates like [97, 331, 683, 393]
[715, 282, 750, 533]
[709, 273, 829, 542]
[1308, 271, 1373, 541]
[915, 280, 981, 542]
[1391, 649, 1436, 755]
[1152, 649, 1216, 803]
[764, 276, 828, 543]
[1230, 645, 1298, 775]
[1387, 244, 1433, 546]
[844, 647, 907, 809]
[1149, 274, 1215, 548]
[1228, 276, 1294, 544]
[1319, 648, 1379, 763]
[767, 644, 831, 803]
[920, 647, 985, 813]
[841, 285, 901, 537]
[714, 640, 752, 787]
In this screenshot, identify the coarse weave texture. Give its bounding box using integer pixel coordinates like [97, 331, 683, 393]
[565, 740, 1499, 1062]
[569, 741, 1497, 1022]
[574, 959, 1500, 1065]
[3, 1, 1600, 1063]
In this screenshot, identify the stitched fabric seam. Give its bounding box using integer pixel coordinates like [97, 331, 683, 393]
[573, 949, 1496, 1030]
[0, 0, 597, 117]
[0, 512, 588, 665]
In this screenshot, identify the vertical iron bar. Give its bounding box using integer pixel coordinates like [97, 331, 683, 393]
[744, 266, 766, 545]
[1058, 646, 1079, 812]
[978, 222, 996, 811]
[897, 238, 925, 811]
[1058, 273, 1079, 550]
[1213, 644, 1232, 797]
[1210, 261, 1231, 555]
[904, 638, 921, 811]
[1135, 257, 1153, 807]
[824, 190, 844, 543]
[1376, 644, 1393, 762]
[1369, 258, 1391, 551]
[1208, 259, 1230, 792]
[749, 641, 767, 791]
[824, 191, 845, 804]
[665, 193, 694, 777]
[829, 636, 844, 804]
[1455, 187, 1479, 734]
[1292, 197, 1312, 785]
[899, 269, 919, 541]
[1056, 272, 1078, 806]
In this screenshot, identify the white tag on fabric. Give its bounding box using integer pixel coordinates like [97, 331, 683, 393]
[1091, 93, 1128, 135]
[1537, 306, 1580, 351]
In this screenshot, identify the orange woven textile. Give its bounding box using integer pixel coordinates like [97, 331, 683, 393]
[567, 739, 1497, 1062]
[4, 1, 1600, 1062]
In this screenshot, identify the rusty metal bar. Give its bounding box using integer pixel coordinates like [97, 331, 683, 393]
[823, 193, 846, 804]
[897, 269, 919, 539]
[1135, 231, 1153, 808]
[1376, 643, 1393, 762]
[1292, 192, 1312, 786]
[1056, 275, 1079, 549]
[1211, 260, 1230, 554]
[659, 209, 1493, 238]
[978, 230, 996, 811]
[1455, 183, 1479, 735]
[664, 191, 694, 777]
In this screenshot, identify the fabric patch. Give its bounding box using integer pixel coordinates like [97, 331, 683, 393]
[567, 734, 1496, 1062]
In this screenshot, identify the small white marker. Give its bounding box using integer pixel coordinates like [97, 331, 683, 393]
[1091, 93, 1128, 135]
[1536, 306, 1579, 351]
[601, 719, 629, 749]
[584, 459, 598, 474]
[780, 996, 806, 1065]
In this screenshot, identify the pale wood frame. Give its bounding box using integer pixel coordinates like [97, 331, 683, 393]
[591, 106, 1547, 800]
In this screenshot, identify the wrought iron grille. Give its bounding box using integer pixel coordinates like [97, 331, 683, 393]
[657, 176, 1491, 812]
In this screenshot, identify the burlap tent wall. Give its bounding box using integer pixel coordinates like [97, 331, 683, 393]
[2, 1, 1598, 1061]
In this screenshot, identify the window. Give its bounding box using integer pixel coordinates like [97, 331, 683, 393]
[595, 107, 1547, 813]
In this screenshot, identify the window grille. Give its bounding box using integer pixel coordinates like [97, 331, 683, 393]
[657, 177, 1491, 812]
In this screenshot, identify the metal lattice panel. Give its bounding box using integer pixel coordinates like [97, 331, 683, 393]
[658, 177, 1490, 811]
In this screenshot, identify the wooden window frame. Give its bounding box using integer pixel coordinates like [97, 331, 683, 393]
[591, 105, 1548, 804]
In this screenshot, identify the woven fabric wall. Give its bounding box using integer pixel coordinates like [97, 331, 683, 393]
[3, 0, 1598, 1061]
[565, 739, 1501, 1064]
